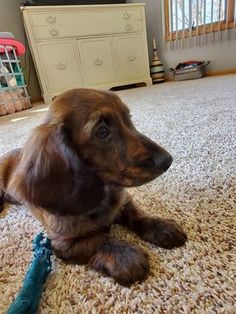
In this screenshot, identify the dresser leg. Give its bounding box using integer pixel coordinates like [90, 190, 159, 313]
[43, 93, 58, 106]
[136, 78, 153, 88]
[144, 78, 153, 86]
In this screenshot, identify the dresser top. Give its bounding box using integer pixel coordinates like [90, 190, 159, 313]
[20, 3, 145, 11]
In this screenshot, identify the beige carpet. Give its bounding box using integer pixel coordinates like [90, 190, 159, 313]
[0, 75, 235, 313]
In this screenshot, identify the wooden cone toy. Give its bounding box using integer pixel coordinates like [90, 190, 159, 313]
[150, 37, 165, 83]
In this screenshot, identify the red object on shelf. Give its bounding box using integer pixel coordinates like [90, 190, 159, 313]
[0, 39, 25, 56]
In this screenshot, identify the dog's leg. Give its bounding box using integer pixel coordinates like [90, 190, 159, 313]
[52, 231, 149, 286]
[115, 201, 187, 249]
[51, 231, 108, 264]
[89, 238, 149, 286]
[0, 149, 22, 211]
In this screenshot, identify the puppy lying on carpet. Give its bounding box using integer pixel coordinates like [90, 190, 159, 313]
[0, 89, 187, 286]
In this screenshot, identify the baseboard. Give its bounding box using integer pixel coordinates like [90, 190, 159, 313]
[205, 68, 236, 77]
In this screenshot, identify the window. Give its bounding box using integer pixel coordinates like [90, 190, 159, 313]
[164, 0, 236, 41]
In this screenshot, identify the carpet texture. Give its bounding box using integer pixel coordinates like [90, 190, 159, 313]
[0, 75, 235, 313]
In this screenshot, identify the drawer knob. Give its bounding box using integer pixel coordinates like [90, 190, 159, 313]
[123, 12, 131, 19]
[94, 58, 103, 66]
[55, 62, 67, 70]
[46, 15, 56, 24]
[127, 55, 136, 62]
[125, 23, 133, 31]
[49, 28, 59, 37]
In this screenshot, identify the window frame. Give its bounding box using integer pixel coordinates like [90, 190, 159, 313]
[164, 0, 235, 41]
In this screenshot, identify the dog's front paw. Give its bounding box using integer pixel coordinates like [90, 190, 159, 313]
[141, 218, 187, 249]
[89, 239, 149, 286]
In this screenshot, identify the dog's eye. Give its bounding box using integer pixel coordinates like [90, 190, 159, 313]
[95, 123, 109, 139]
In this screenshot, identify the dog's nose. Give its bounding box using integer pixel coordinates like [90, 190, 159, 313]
[154, 153, 173, 172]
[141, 153, 173, 172]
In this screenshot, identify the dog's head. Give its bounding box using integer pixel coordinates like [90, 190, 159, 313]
[13, 88, 173, 215]
[49, 89, 172, 187]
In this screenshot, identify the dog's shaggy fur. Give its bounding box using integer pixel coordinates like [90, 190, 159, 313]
[0, 88, 187, 286]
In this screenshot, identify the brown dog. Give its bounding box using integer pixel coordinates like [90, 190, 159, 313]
[0, 88, 187, 286]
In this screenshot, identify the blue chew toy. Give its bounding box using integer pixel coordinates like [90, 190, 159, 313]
[7, 232, 52, 314]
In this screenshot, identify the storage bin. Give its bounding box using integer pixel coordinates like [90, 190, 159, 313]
[0, 42, 31, 116]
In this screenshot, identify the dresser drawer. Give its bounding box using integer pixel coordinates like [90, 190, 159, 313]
[77, 38, 115, 86]
[29, 8, 142, 26]
[38, 41, 83, 91]
[33, 21, 142, 40]
[30, 7, 143, 39]
[115, 35, 146, 80]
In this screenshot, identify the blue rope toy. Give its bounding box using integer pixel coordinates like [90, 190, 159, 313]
[7, 232, 52, 314]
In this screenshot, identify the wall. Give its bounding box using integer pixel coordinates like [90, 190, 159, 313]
[0, 0, 41, 101]
[127, 0, 236, 74]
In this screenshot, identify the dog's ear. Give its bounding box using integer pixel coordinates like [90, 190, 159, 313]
[10, 122, 104, 216]
[15, 123, 78, 212]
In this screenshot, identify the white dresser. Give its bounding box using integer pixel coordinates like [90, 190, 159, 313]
[21, 3, 152, 104]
